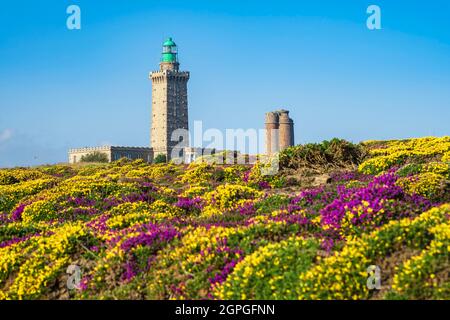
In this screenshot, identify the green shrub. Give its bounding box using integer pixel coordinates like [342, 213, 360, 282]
[279, 138, 364, 172]
[153, 154, 167, 164]
[397, 163, 422, 177]
[80, 152, 109, 163]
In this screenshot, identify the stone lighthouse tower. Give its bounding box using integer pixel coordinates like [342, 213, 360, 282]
[150, 38, 190, 160]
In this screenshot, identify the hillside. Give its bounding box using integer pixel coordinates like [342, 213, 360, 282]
[0, 136, 449, 300]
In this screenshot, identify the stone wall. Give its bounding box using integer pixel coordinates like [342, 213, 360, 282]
[68, 146, 153, 164]
[110, 147, 154, 163]
[68, 146, 112, 164]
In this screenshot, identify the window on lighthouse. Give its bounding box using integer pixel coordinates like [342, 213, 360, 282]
[163, 46, 177, 54]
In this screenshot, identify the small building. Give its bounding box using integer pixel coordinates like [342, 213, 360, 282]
[68, 146, 153, 164]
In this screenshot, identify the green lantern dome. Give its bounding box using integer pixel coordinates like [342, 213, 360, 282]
[161, 37, 178, 63]
[163, 38, 176, 47]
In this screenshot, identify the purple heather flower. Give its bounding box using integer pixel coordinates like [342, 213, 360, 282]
[86, 214, 109, 234]
[140, 181, 158, 191]
[175, 197, 204, 211]
[79, 275, 92, 291]
[242, 170, 251, 183]
[319, 172, 433, 236]
[122, 260, 138, 282]
[320, 238, 335, 252]
[0, 212, 12, 224]
[122, 192, 154, 204]
[119, 223, 180, 252]
[11, 203, 27, 221]
[258, 181, 271, 189]
[208, 254, 243, 286]
[0, 233, 41, 248]
[238, 202, 256, 215]
[67, 197, 96, 207]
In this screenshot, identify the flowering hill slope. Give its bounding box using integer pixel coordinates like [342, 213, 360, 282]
[0, 136, 449, 300]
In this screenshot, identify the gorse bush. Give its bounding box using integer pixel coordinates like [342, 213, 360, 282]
[358, 136, 449, 202]
[214, 236, 320, 299]
[358, 136, 450, 175]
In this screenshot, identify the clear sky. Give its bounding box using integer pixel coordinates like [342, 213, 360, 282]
[0, 0, 449, 167]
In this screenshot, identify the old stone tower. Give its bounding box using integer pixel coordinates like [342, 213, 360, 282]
[150, 38, 190, 160]
[265, 109, 294, 154]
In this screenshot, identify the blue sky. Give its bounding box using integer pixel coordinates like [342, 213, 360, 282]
[0, 0, 449, 167]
